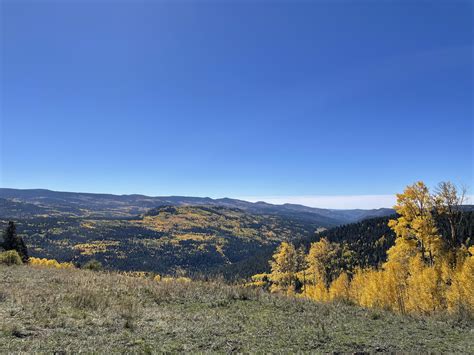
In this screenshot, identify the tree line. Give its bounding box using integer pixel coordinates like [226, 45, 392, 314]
[249, 181, 473, 316]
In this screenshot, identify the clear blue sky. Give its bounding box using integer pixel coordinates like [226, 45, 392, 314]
[1, 1, 472, 205]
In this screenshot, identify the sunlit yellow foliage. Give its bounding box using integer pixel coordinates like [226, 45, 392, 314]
[269, 242, 298, 293]
[347, 268, 366, 305]
[389, 181, 442, 265]
[245, 273, 271, 288]
[376, 237, 417, 313]
[405, 256, 445, 314]
[80, 221, 96, 229]
[74, 240, 120, 255]
[349, 268, 387, 309]
[250, 181, 473, 317]
[305, 238, 337, 288]
[154, 275, 191, 283]
[328, 272, 350, 302]
[305, 282, 329, 302]
[385, 236, 417, 264]
[30, 257, 74, 269]
[446, 248, 474, 314]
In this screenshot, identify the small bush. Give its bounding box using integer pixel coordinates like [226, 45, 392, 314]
[30, 257, 74, 269]
[0, 250, 23, 266]
[82, 259, 103, 271]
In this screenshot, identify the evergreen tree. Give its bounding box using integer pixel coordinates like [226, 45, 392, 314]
[2, 221, 29, 263]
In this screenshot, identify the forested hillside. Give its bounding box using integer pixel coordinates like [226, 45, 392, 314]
[0, 188, 396, 278]
[0, 205, 319, 275]
[300, 215, 396, 268]
[300, 210, 474, 270]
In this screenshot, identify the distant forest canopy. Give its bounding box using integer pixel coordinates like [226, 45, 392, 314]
[0, 205, 320, 277]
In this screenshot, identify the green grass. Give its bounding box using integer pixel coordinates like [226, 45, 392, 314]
[0, 265, 473, 353]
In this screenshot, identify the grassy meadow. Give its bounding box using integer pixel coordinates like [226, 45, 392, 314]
[0, 265, 473, 353]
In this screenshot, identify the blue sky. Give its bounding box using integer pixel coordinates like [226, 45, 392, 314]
[1, 1, 472, 207]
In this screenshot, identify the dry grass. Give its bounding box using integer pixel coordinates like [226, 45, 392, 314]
[0, 265, 473, 353]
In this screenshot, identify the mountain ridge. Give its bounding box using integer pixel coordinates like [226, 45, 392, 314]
[0, 188, 394, 225]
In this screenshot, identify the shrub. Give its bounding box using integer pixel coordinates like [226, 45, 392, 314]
[82, 259, 103, 271]
[0, 250, 23, 266]
[29, 257, 74, 269]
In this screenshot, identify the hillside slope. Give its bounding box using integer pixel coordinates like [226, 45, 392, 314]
[0, 206, 319, 276]
[1, 265, 472, 353]
[299, 211, 474, 269]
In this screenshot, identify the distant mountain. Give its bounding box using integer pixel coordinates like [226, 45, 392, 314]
[0, 198, 52, 218]
[0, 188, 395, 226]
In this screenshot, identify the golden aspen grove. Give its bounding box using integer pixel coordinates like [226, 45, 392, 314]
[249, 181, 474, 316]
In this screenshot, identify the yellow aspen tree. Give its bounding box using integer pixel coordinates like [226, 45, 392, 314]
[348, 268, 367, 305]
[305, 238, 338, 288]
[379, 237, 420, 313]
[446, 247, 474, 314]
[381, 263, 407, 313]
[388, 181, 442, 266]
[329, 272, 350, 302]
[405, 255, 445, 314]
[356, 269, 386, 309]
[305, 282, 329, 302]
[269, 241, 298, 294]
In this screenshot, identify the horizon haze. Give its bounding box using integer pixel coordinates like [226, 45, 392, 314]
[1, 186, 473, 210]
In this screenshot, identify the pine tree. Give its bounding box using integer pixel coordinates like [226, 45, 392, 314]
[2, 221, 29, 263]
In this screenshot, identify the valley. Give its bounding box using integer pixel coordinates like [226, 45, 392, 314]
[0, 188, 394, 277]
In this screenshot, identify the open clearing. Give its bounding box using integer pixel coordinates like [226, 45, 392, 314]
[0, 265, 472, 353]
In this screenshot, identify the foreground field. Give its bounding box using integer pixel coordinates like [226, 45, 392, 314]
[0, 266, 473, 353]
